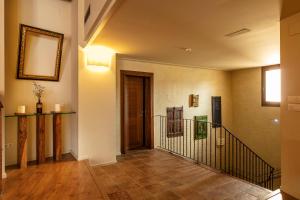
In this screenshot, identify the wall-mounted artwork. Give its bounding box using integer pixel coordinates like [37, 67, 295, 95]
[189, 94, 199, 107]
[17, 24, 64, 81]
[212, 96, 222, 128]
[167, 107, 184, 137]
[194, 115, 207, 139]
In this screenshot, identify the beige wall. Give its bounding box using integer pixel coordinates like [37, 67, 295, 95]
[70, 0, 79, 159]
[5, 0, 78, 165]
[77, 50, 117, 165]
[0, 0, 4, 97]
[231, 68, 281, 168]
[116, 58, 233, 155]
[281, 12, 300, 199]
[0, 0, 5, 177]
[77, 0, 117, 165]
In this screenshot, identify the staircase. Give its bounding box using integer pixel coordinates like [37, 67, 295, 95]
[155, 115, 276, 190]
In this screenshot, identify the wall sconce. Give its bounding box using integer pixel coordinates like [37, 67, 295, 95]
[85, 45, 115, 72]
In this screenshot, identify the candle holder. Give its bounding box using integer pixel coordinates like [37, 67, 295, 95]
[54, 104, 61, 113]
[17, 105, 26, 114]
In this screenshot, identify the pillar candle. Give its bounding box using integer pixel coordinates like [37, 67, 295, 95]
[54, 104, 61, 113]
[17, 105, 26, 114]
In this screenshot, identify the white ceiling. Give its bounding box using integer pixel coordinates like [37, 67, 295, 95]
[93, 0, 281, 70]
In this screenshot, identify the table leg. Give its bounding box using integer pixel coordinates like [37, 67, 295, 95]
[36, 114, 45, 164]
[53, 113, 62, 161]
[17, 116, 27, 168]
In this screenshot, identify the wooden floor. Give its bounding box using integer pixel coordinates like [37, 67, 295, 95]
[1, 150, 271, 200]
[2, 154, 102, 200]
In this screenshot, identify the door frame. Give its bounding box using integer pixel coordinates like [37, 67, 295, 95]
[120, 70, 154, 154]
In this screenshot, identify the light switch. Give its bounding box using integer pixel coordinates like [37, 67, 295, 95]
[288, 104, 300, 112]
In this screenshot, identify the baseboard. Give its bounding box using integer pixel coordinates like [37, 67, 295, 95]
[263, 188, 299, 200]
[77, 155, 89, 161]
[280, 189, 299, 200]
[73, 152, 117, 166]
[69, 150, 79, 160]
[262, 189, 281, 199]
[5, 151, 78, 167]
[89, 159, 117, 167]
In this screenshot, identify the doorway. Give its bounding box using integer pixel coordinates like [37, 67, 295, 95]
[120, 70, 154, 154]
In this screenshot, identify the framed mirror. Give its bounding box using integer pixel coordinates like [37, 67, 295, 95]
[17, 24, 64, 81]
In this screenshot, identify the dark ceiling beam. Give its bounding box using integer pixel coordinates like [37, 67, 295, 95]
[281, 0, 300, 20]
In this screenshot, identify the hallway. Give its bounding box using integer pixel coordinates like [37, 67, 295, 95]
[2, 150, 271, 200]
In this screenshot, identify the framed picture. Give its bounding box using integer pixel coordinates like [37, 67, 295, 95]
[212, 96, 222, 128]
[194, 115, 208, 140]
[17, 24, 64, 81]
[189, 94, 199, 107]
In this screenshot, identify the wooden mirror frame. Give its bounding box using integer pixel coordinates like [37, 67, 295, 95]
[17, 24, 64, 81]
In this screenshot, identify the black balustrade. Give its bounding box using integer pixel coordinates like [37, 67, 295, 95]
[155, 115, 274, 190]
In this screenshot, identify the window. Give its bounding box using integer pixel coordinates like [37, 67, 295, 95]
[262, 65, 281, 107]
[167, 107, 184, 137]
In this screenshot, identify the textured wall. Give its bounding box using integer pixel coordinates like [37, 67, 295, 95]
[231, 68, 280, 168]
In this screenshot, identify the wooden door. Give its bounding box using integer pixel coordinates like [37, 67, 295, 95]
[121, 70, 154, 154]
[124, 76, 145, 150]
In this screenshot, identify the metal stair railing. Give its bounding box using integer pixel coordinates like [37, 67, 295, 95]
[155, 115, 275, 190]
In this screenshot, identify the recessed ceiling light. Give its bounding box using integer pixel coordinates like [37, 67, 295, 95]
[225, 28, 251, 37]
[185, 48, 192, 53]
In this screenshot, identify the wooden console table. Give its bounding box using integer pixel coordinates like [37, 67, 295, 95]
[5, 112, 75, 168]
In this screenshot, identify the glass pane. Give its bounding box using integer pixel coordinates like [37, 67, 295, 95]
[266, 69, 281, 102]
